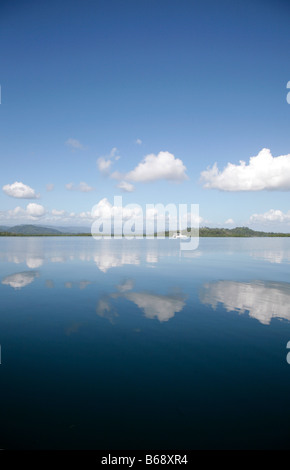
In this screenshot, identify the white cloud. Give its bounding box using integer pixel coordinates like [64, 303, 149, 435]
[181, 211, 203, 228]
[249, 209, 290, 224]
[135, 138, 142, 145]
[51, 209, 66, 216]
[91, 198, 142, 221]
[65, 182, 94, 192]
[225, 218, 235, 225]
[3, 181, 38, 199]
[65, 138, 85, 150]
[26, 203, 46, 217]
[201, 148, 290, 191]
[0, 205, 93, 225]
[78, 182, 94, 192]
[117, 181, 135, 192]
[46, 183, 54, 192]
[8, 207, 23, 217]
[126, 151, 188, 183]
[97, 157, 112, 173]
[0, 203, 46, 221]
[91, 198, 114, 219]
[79, 211, 92, 219]
[110, 147, 119, 158]
[97, 147, 120, 174]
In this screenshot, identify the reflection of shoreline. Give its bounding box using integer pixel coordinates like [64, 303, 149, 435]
[200, 280, 290, 325]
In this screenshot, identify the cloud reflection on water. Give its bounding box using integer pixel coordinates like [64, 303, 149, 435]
[0, 237, 196, 272]
[97, 278, 186, 323]
[2, 271, 39, 289]
[123, 291, 186, 322]
[250, 250, 290, 264]
[200, 280, 290, 325]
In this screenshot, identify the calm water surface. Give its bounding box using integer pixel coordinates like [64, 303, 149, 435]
[1, 236, 290, 449]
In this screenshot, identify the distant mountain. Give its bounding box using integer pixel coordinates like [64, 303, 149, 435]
[0, 225, 10, 232]
[1, 225, 63, 235]
[46, 225, 91, 234]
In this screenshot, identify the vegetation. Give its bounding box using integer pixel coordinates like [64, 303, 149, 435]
[158, 226, 290, 237]
[1, 224, 290, 237]
[189, 226, 290, 237]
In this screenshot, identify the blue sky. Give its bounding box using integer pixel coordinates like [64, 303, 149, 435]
[1, 0, 290, 230]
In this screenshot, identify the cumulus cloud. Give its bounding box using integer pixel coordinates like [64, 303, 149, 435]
[26, 203, 46, 217]
[225, 218, 235, 225]
[117, 181, 135, 192]
[126, 151, 188, 183]
[51, 209, 66, 216]
[91, 198, 142, 220]
[0, 203, 46, 221]
[181, 210, 203, 228]
[201, 148, 290, 191]
[97, 157, 112, 173]
[97, 147, 120, 174]
[77, 182, 94, 192]
[65, 138, 85, 150]
[65, 182, 94, 192]
[3, 181, 38, 199]
[249, 209, 290, 224]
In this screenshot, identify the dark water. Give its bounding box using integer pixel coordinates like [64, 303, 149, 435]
[1, 236, 290, 449]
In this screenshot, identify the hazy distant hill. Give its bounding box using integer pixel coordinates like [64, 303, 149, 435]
[1, 225, 63, 235]
[46, 225, 91, 234]
[0, 225, 10, 232]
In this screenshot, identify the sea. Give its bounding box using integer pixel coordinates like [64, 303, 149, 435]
[1, 236, 290, 449]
